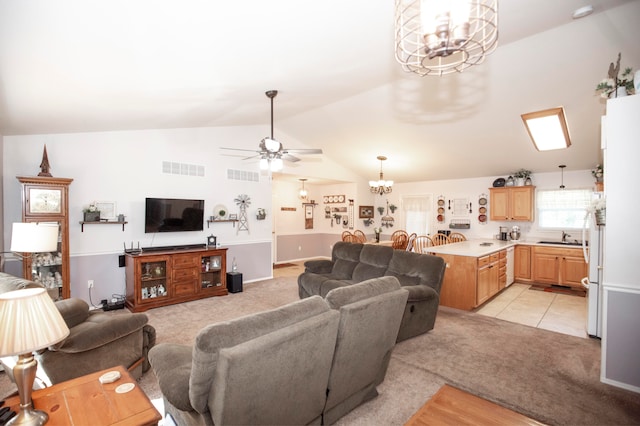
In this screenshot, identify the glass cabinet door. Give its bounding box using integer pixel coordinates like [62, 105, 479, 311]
[140, 260, 169, 301]
[26, 220, 65, 301]
[200, 255, 223, 289]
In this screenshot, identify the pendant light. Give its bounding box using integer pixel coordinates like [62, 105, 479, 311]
[369, 156, 394, 195]
[559, 164, 566, 189]
[299, 178, 308, 201]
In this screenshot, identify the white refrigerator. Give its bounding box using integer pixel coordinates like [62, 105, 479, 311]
[600, 94, 640, 393]
[582, 204, 603, 338]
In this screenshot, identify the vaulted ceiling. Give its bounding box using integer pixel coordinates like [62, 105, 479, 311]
[1, 0, 638, 183]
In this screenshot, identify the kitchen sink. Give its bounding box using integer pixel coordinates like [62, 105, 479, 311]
[537, 241, 586, 246]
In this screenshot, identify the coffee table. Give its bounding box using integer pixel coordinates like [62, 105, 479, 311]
[3, 365, 161, 426]
[405, 384, 545, 425]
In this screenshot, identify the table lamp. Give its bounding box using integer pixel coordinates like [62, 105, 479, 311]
[10, 223, 59, 255]
[0, 288, 70, 426]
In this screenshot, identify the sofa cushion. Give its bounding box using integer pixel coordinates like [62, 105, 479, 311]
[352, 245, 394, 282]
[385, 250, 446, 294]
[55, 298, 90, 328]
[189, 295, 333, 414]
[0, 272, 43, 294]
[330, 242, 364, 280]
[148, 343, 193, 411]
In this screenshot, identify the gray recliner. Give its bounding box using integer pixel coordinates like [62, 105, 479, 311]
[0, 272, 155, 386]
[149, 296, 341, 425]
[322, 276, 409, 424]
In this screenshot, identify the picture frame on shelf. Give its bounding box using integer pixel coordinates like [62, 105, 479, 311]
[359, 205, 374, 218]
[95, 201, 116, 220]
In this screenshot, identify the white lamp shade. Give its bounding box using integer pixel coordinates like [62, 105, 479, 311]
[10, 222, 59, 253]
[0, 288, 70, 357]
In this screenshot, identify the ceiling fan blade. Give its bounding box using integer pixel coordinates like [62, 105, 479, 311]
[282, 153, 301, 163]
[220, 147, 261, 153]
[283, 148, 323, 155]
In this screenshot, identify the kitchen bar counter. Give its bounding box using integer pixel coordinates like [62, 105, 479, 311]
[426, 239, 515, 257]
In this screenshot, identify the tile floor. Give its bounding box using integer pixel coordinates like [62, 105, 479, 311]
[475, 283, 589, 338]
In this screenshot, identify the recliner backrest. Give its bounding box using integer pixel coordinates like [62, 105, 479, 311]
[384, 250, 446, 293]
[329, 242, 364, 280]
[189, 296, 340, 425]
[323, 276, 409, 424]
[352, 244, 394, 282]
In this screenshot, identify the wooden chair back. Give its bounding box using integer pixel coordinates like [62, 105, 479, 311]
[342, 233, 360, 243]
[449, 232, 467, 243]
[412, 235, 434, 253]
[431, 233, 451, 246]
[353, 230, 367, 243]
[406, 233, 417, 251]
[390, 230, 409, 250]
[341, 231, 354, 241]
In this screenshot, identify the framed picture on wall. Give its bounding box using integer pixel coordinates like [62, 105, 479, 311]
[95, 201, 116, 220]
[359, 205, 374, 219]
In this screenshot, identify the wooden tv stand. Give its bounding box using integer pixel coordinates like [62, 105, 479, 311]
[125, 247, 228, 312]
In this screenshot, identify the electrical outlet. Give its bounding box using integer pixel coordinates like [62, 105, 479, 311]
[87, 280, 94, 289]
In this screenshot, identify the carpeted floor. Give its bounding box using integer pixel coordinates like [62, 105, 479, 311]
[2, 272, 639, 425]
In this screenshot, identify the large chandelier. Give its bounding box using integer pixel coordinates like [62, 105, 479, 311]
[395, 0, 498, 76]
[370, 156, 393, 196]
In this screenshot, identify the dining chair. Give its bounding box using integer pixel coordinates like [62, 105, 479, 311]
[412, 235, 434, 254]
[431, 233, 451, 246]
[449, 232, 467, 243]
[390, 230, 409, 250]
[341, 231, 354, 241]
[353, 230, 367, 243]
[406, 233, 417, 251]
[343, 233, 360, 243]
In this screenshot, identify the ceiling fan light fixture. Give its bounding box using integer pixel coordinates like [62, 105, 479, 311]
[521, 107, 572, 151]
[395, 0, 498, 76]
[259, 158, 269, 170]
[270, 157, 283, 172]
[263, 138, 280, 152]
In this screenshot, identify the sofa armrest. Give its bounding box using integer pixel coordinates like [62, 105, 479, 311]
[402, 284, 438, 302]
[148, 343, 194, 412]
[304, 259, 334, 274]
[52, 313, 149, 353]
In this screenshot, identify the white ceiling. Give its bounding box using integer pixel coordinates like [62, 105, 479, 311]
[1, 0, 639, 184]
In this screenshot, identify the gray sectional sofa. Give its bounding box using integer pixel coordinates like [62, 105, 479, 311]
[149, 276, 408, 425]
[298, 241, 446, 342]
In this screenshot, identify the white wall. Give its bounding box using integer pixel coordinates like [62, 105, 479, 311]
[372, 169, 595, 242]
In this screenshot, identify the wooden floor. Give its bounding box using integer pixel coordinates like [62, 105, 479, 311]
[405, 384, 546, 426]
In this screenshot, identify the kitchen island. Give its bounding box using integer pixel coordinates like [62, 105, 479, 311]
[427, 239, 516, 310]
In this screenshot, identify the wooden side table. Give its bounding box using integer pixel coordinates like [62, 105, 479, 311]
[3, 365, 161, 426]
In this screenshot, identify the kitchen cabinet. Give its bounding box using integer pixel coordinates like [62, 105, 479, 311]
[532, 246, 587, 292]
[514, 245, 532, 282]
[439, 249, 507, 310]
[489, 186, 535, 221]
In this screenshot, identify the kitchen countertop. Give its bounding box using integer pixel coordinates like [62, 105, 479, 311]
[426, 239, 586, 258]
[426, 239, 516, 257]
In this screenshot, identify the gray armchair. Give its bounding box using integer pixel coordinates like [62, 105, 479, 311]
[0, 272, 155, 386]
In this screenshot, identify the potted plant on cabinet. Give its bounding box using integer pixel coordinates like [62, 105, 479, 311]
[83, 202, 100, 222]
[513, 169, 532, 186]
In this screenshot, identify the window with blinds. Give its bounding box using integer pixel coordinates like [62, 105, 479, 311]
[537, 189, 591, 229]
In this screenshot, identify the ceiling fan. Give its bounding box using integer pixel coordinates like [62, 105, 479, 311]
[221, 90, 323, 171]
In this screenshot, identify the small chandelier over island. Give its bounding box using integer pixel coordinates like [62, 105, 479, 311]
[370, 156, 393, 196]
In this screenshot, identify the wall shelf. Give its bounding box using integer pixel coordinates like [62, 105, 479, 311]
[80, 221, 128, 232]
[207, 219, 238, 228]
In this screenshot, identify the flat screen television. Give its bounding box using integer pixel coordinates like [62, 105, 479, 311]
[145, 197, 205, 233]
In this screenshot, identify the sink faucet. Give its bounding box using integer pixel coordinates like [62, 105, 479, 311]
[561, 231, 571, 243]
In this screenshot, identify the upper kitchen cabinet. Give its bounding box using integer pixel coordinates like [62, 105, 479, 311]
[489, 186, 535, 221]
[17, 176, 73, 300]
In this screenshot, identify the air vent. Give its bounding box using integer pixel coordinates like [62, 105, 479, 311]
[227, 169, 260, 182]
[162, 161, 205, 177]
